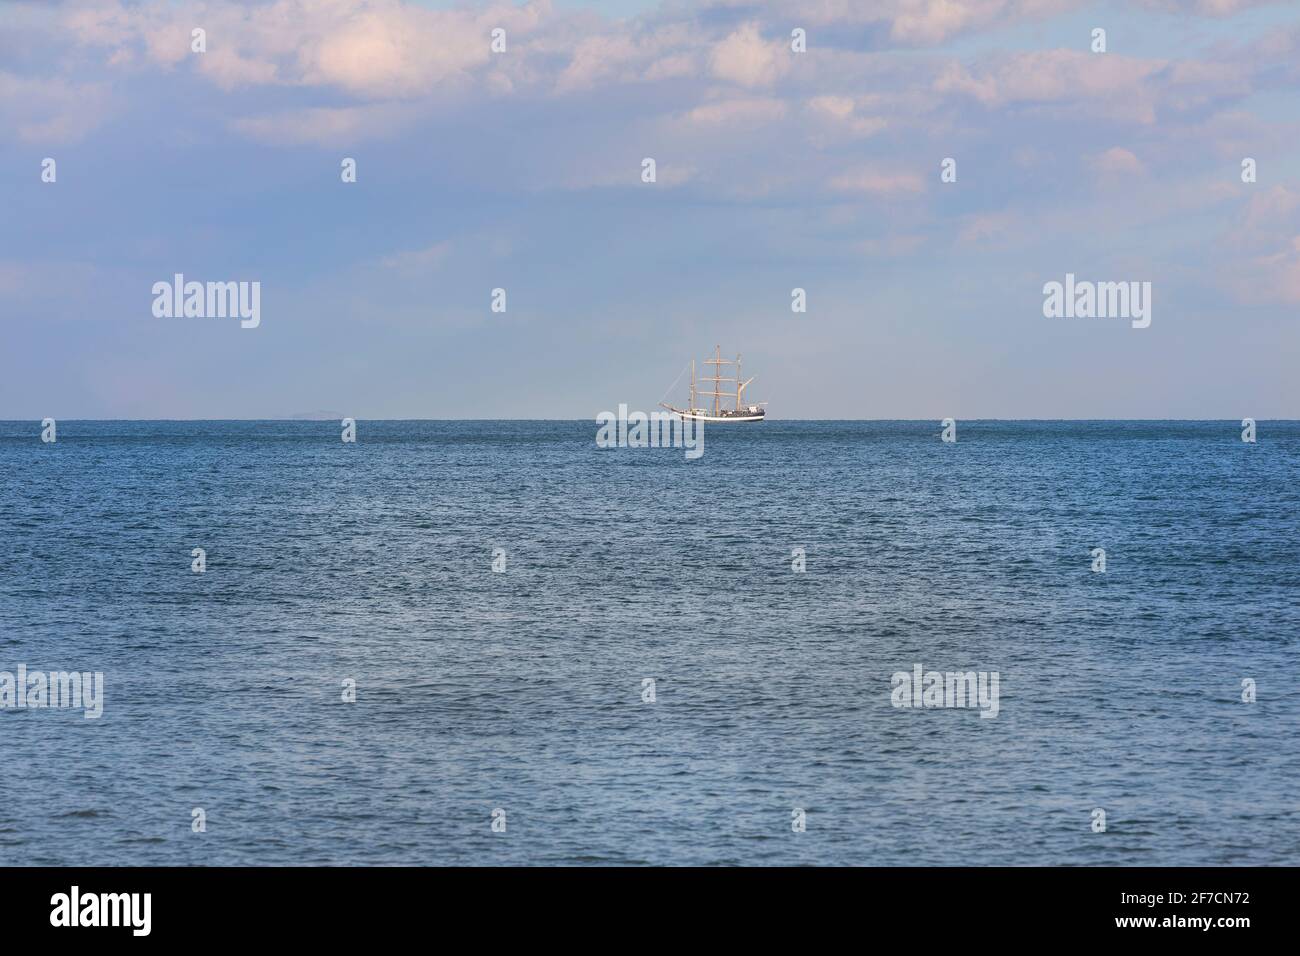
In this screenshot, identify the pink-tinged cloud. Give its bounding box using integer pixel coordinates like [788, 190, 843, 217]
[1136, 0, 1286, 15]
[830, 168, 926, 196]
[1221, 186, 1300, 305]
[381, 241, 453, 274]
[1089, 146, 1146, 176]
[709, 23, 789, 88]
[805, 96, 888, 139]
[551, 20, 707, 91]
[891, 0, 1076, 45]
[230, 103, 419, 145]
[684, 97, 787, 126]
[935, 50, 1166, 122]
[0, 72, 111, 144]
[556, 34, 642, 91]
[726, 0, 1080, 46]
[63, 0, 549, 98]
[858, 234, 927, 256]
[958, 211, 1022, 245]
[807, 96, 855, 120]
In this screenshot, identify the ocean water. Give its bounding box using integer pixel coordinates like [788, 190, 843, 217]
[1, 420, 1297, 866]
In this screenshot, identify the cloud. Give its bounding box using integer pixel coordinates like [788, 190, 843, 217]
[709, 23, 789, 88]
[62, 0, 548, 98]
[0, 261, 26, 296]
[858, 234, 926, 256]
[1088, 146, 1146, 177]
[1221, 186, 1300, 304]
[230, 103, 418, 145]
[380, 241, 453, 274]
[1136, 0, 1286, 14]
[549, 19, 707, 91]
[684, 96, 787, 126]
[807, 95, 855, 120]
[805, 95, 887, 139]
[562, 161, 697, 190]
[891, 0, 1073, 45]
[718, 0, 1080, 47]
[829, 168, 926, 196]
[3, 0, 1293, 205]
[934, 51, 1167, 122]
[297, 3, 523, 98]
[0, 72, 112, 143]
[957, 211, 1021, 244]
[556, 34, 641, 91]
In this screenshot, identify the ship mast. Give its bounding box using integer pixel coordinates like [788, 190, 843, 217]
[738, 351, 748, 411]
[714, 345, 720, 417]
[702, 344, 737, 418]
[689, 359, 696, 412]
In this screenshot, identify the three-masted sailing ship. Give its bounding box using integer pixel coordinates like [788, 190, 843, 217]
[660, 346, 767, 423]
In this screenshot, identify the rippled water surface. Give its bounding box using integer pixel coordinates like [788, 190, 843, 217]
[1, 420, 1297, 865]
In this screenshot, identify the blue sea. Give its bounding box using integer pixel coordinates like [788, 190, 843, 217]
[1, 420, 1297, 866]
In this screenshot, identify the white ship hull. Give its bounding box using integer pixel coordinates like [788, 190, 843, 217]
[660, 404, 765, 423]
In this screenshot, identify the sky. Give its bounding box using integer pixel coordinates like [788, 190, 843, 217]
[1, 0, 1298, 419]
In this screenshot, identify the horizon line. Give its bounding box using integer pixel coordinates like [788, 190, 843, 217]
[3, 417, 1295, 424]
